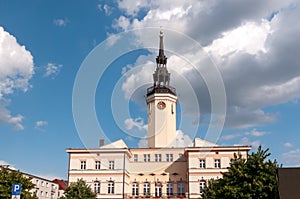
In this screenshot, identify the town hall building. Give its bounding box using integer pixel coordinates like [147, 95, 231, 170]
[66, 31, 251, 199]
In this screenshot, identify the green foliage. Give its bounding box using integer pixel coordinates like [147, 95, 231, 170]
[203, 146, 279, 199]
[0, 167, 36, 199]
[63, 178, 96, 199]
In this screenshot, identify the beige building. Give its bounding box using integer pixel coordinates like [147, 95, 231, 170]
[67, 31, 251, 199]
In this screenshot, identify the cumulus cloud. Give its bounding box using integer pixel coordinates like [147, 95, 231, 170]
[113, 0, 300, 130]
[97, 4, 114, 15]
[53, 18, 69, 27]
[0, 26, 34, 130]
[44, 63, 62, 79]
[124, 117, 147, 131]
[176, 130, 193, 147]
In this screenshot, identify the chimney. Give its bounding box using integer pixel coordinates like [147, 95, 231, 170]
[99, 139, 105, 147]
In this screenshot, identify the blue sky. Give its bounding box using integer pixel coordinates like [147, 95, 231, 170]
[1, 0, 300, 179]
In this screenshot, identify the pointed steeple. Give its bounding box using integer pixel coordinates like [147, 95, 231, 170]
[147, 31, 176, 96]
[156, 31, 167, 65]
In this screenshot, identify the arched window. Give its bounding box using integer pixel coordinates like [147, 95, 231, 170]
[132, 182, 138, 196]
[94, 181, 100, 194]
[200, 180, 206, 193]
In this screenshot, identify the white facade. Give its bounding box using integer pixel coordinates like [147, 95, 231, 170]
[67, 142, 250, 198]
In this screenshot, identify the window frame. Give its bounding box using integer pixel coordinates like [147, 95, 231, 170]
[109, 161, 115, 170]
[108, 181, 114, 194]
[94, 181, 100, 194]
[80, 160, 86, 170]
[132, 182, 139, 196]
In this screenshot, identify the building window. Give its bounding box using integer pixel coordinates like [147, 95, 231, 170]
[200, 159, 206, 168]
[41, 191, 44, 197]
[46, 182, 49, 187]
[166, 182, 173, 196]
[41, 181, 44, 186]
[109, 161, 115, 170]
[166, 154, 173, 162]
[108, 182, 114, 194]
[214, 159, 221, 168]
[94, 181, 100, 193]
[132, 182, 138, 196]
[134, 154, 138, 162]
[155, 154, 162, 162]
[80, 161, 86, 170]
[144, 154, 150, 162]
[178, 182, 185, 196]
[46, 192, 48, 197]
[178, 153, 184, 161]
[143, 182, 150, 196]
[95, 161, 101, 170]
[155, 182, 162, 197]
[200, 180, 206, 193]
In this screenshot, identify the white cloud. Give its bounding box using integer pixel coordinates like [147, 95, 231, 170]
[221, 129, 268, 141]
[281, 149, 300, 167]
[35, 120, 48, 127]
[176, 130, 193, 147]
[0, 26, 34, 130]
[97, 4, 114, 15]
[124, 117, 147, 131]
[53, 18, 69, 27]
[239, 137, 260, 148]
[283, 142, 293, 148]
[205, 20, 271, 56]
[113, 1, 300, 130]
[44, 63, 62, 79]
[138, 138, 148, 148]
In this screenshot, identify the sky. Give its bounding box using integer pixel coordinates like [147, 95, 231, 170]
[1, 0, 300, 180]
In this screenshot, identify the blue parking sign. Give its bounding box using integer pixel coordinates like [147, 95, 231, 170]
[12, 184, 22, 195]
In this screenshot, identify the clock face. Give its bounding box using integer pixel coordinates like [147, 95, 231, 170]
[157, 101, 166, 110]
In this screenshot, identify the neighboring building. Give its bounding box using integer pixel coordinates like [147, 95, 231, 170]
[53, 179, 67, 198]
[67, 31, 251, 199]
[277, 167, 300, 199]
[27, 174, 60, 199]
[0, 165, 62, 199]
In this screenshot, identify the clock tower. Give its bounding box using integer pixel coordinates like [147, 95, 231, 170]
[146, 31, 177, 148]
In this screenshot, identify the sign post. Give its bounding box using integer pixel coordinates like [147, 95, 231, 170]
[12, 184, 22, 199]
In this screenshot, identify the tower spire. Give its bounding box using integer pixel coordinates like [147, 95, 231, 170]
[156, 31, 167, 65]
[153, 31, 170, 87]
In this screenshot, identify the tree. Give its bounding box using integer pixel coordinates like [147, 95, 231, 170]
[203, 146, 279, 199]
[0, 167, 36, 199]
[61, 178, 96, 199]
